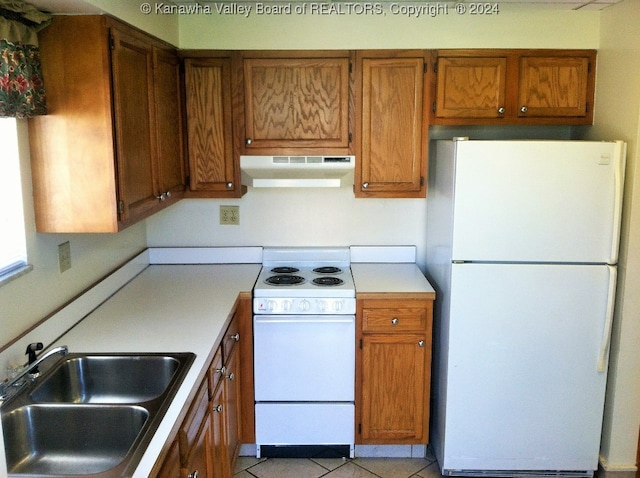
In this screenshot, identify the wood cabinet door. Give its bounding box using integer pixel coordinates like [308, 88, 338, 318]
[360, 333, 429, 443]
[156, 440, 181, 478]
[184, 58, 240, 196]
[223, 346, 241, 470]
[517, 55, 592, 118]
[182, 410, 214, 478]
[243, 57, 350, 151]
[110, 27, 158, 224]
[357, 55, 427, 198]
[153, 46, 185, 201]
[211, 383, 227, 478]
[434, 56, 507, 119]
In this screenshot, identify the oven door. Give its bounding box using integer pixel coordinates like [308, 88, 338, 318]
[253, 314, 355, 402]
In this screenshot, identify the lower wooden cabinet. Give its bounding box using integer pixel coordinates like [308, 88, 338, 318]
[154, 296, 251, 478]
[356, 296, 433, 444]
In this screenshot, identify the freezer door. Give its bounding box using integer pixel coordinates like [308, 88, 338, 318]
[441, 263, 614, 473]
[450, 140, 625, 263]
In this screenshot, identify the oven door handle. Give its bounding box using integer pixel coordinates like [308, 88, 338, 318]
[254, 315, 355, 324]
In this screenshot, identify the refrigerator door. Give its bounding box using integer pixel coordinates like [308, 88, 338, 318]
[441, 263, 615, 474]
[450, 140, 625, 264]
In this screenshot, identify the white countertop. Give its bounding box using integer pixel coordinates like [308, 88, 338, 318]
[352, 263, 436, 297]
[2, 247, 435, 477]
[50, 264, 261, 478]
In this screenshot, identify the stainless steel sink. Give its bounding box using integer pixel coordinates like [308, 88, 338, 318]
[30, 354, 185, 403]
[3, 404, 148, 475]
[2, 352, 195, 477]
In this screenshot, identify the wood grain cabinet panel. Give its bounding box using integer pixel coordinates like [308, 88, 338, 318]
[518, 55, 592, 118]
[240, 52, 351, 154]
[354, 51, 430, 198]
[28, 15, 184, 232]
[432, 49, 596, 125]
[434, 56, 507, 119]
[356, 297, 433, 444]
[184, 56, 242, 197]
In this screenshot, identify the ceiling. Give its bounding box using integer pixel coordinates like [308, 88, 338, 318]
[27, 0, 625, 14]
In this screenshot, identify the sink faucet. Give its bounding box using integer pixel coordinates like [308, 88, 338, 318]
[0, 345, 69, 402]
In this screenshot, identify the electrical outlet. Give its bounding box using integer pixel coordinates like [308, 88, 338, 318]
[220, 205, 239, 225]
[58, 241, 71, 273]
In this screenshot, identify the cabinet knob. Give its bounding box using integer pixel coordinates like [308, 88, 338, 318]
[230, 332, 240, 342]
[520, 106, 528, 114]
[362, 182, 369, 189]
[497, 107, 505, 114]
[418, 340, 425, 347]
[216, 366, 226, 375]
[245, 138, 252, 145]
[188, 471, 199, 478]
[227, 372, 235, 381]
[391, 318, 399, 325]
[226, 182, 233, 189]
[155, 193, 166, 201]
[214, 404, 223, 413]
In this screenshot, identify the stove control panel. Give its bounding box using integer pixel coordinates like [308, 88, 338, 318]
[254, 297, 356, 315]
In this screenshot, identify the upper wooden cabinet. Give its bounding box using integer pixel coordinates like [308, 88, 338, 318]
[183, 54, 244, 197]
[238, 51, 351, 155]
[28, 16, 184, 233]
[431, 49, 596, 125]
[354, 51, 430, 198]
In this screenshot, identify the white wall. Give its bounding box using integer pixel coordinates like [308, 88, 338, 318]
[586, 0, 640, 471]
[0, 120, 147, 350]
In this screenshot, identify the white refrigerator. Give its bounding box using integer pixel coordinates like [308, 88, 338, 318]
[426, 139, 626, 477]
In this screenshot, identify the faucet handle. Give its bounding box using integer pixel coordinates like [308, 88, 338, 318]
[25, 342, 44, 375]
[26, 343, 44, 364]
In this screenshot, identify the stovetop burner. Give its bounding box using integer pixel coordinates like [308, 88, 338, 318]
[271, 266, 300, 274]
[264, 274, 306, 286]
[312, 276, 344, 287]
[313, 266, 342, 275]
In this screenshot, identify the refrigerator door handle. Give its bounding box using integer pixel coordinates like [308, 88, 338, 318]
[597, 265, 618, 373]
[609, 141, 626, 264]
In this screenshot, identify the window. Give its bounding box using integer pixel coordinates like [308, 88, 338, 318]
[0, 118, 29, 284]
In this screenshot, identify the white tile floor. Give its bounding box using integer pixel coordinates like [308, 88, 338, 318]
[234, 452, 443, 478]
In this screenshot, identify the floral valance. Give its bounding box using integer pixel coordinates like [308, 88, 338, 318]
[0, 0, 51, 118]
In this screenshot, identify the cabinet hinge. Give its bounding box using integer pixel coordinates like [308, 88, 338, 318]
[117, 200, 124, 215]
[586, 102, 590, 113]
[424, 63, 428, 74]
[588, 62, 591, 73]
[359, 338, 363, 349]
[349, 132, 353, 143]
[109, 35, 115, 50]
[433, 62, 438, 74]
[432, 102, 437, 114]
[358, 423, 362, 434]
[420, 176, 425, 186]
[349, 62, 353, 74]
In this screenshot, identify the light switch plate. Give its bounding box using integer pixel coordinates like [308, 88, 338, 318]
[220, 205, 239, 225]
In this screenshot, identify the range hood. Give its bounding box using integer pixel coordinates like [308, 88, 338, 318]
[241, 155, 355, 188]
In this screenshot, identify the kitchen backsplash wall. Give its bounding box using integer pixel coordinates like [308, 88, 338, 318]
[146, 188, 430, 269]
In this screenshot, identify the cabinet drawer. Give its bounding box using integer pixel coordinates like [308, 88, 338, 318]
[208, 346, 224, 398]
[362, 308, 428, 333]
[178, 378, 209, 464]
[223, 317, 240, 361]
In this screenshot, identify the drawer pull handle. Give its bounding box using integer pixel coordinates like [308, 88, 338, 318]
[391, 318, 399, 325]
[230, 332, 240, 342]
